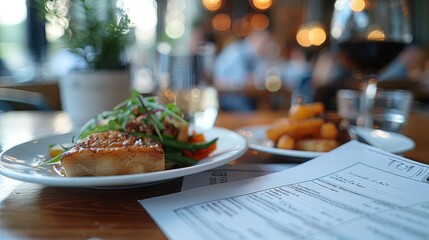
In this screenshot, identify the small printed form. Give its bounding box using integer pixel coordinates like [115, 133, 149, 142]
[139, 141, 429, 240]
[181, 163, 298, 191]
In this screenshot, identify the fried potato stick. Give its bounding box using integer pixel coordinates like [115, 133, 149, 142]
[266, 118, 324, 142]
[288, 102, 325, 120]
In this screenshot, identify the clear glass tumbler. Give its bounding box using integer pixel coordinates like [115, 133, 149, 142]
[337, 89, 413, 132]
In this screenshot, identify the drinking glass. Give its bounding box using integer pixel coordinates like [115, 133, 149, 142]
[156, 42, 219, 131]
[331, 0, 412, 127]
[337, 89, 413, 132]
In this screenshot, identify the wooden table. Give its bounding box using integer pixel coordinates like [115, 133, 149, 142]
[0, 110, 428, 239]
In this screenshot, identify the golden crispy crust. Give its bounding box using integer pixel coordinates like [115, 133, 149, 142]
[61, 131, 164, 177]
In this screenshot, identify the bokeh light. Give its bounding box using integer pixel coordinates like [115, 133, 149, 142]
[157, 42, 172, 54]
[334, 0, 347, 11]
[297, 25, 327, 47]
[212, 13, 231, 32]
[122, 0, 158, 46]
[232, 18, 251, 37]
[367, 29, 385, 40]
[166, 20, 185, 39]
[309, 26, 327, 46]
[202, 0, 222, 11]
[330, 26, 342, 39]
[164, 0, 186, 40]
[0, 0, 26, 25]
[167, 0, 186, 11]
[165, 10, 185, 23]
[252, 0, 272, 10]
[296, 27, 312, 47]
[349, 0, 366, 12]
[265, 75, 282, 92]
[250, 13, 269, 31]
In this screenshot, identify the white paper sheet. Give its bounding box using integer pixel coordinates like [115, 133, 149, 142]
[140, 141, 429, 240]
[181, 163, 298, 191]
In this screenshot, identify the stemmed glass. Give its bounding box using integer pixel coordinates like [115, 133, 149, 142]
[331, 0, 412, 128]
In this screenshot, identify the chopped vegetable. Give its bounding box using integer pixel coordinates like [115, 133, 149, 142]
[42, 90, 218, 167]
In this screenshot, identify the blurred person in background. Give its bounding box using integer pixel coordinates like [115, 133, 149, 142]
[213, 0, 312, 111]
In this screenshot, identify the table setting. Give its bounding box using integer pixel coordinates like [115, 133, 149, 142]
[0, 72, 428, 240]
[1, 0, 429, 239]
[0, 103, 428, 239]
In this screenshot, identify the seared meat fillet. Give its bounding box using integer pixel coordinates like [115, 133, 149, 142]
[61, 131, 164, 176]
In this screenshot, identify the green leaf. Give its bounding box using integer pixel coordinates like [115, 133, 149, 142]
[130, 132, 218, 151]
[107, 119, 118, 130]
[165, 153, 197, 165]
[43, 154, 62, 165]
[40, 89, 198, 168]
[166, 103, 181, 114]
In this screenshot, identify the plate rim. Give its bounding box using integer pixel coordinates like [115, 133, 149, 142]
[351, 126, 415, 154]
[0, 127, 248, 187]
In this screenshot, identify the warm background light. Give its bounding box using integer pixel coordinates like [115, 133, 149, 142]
[367, 29, 385, 40]
[232, 18, 251, 37]
[212, 13, 231, 32]
[309, 26, 327, 46]
[252, 0, 272, 10]
[202, 0, 222, 11]
[349, 0, 366, 12]
[297, 25, 327, 47]
[297, 27, 312, 47]
[250, 13, 269, 31]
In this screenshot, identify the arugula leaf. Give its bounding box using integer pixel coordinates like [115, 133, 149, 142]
[43, 154, 62, 165]
[136, 94, 164, 141]
[41, 90, 215, 167]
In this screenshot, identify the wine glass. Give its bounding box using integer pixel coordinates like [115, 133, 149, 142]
[331, 0, 412, 128]
[156, 42, 219, 132]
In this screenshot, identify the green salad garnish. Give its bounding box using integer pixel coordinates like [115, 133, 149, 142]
[43, 90, 218, 167]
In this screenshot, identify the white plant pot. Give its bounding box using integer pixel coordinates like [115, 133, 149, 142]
[59, 70, 130, 127]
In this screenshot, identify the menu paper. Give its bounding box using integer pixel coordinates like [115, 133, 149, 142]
[139, 141, 429, 240]
[181, 163, 298, 191]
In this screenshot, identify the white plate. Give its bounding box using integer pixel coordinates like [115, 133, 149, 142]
[237, 125, 323, 160]
[237, 125, 415, 161]
[350, 126, 415, 154]
[0, 127, 247, 188]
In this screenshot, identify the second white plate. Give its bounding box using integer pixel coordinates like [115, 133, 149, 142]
[237, 125, 415, 161]
[237, 125, 323, 160]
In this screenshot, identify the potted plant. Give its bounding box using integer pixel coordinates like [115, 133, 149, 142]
[41, 0, 134, 127]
